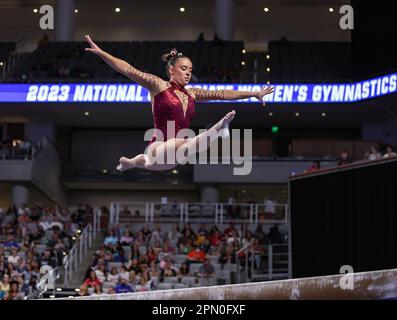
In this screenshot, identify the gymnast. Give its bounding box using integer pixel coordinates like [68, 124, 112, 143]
[85, 35, 274, 171]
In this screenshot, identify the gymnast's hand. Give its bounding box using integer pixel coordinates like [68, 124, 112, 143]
[255, 85, 274, 106]
[84, 35, 103, 56]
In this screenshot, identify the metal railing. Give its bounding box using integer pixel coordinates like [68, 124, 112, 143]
[1, 50, 18, 81]
[109, 201, 288, 227]
[63, 208, 101, 287]
[236, 243, 290, 283]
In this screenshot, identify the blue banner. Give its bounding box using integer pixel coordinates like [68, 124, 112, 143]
[0, 73, 395, 103]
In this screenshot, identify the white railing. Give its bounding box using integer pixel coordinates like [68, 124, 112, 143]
[63, 209, 101, 287]
[236, 243, 290, 283]
[108, 201, 288, 227]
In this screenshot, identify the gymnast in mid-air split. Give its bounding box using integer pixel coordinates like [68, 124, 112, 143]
[85, 35, 274, 171]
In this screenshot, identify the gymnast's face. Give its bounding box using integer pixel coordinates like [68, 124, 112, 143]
[169, 57, 193, 86]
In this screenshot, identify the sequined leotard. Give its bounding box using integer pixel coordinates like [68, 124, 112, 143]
[150, 81, 195, 144]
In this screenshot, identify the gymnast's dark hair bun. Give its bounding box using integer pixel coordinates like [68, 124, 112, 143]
[161, 51, 175, 62]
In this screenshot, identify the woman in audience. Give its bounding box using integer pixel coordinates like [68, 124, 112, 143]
[107, 266, 120, 286]
[178, 262, 190, 277]
[0, 274, 10, 293]
[147, 246, 158, 264]
[94, 263, 108, 283]
[104, 230, 118, 247]
[129, 243, 141, 261]
[80, 268, 102, 296]
[383, 145, 397, 158]
[135, 273, 151, 292]
[147, 260, 160, 278]
[365, 146, 382, 161]
[119, 265, 130, 280]
[120, 230, 133, 246]
[162, 239, 176, 255]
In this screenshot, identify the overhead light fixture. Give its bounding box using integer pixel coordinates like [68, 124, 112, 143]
[115, 7, 121, 13]
[0, 62, 3, 66]
[329, 8, 334, 12]
[321, 112, 326, 117]
[264, 7, 269, 12]
[266, 67, 270, 72]
[295, 112, 300, 117]
[84, 112, 89, 116]
[172, 169, 178, 174]
[179, 7, 186, 13]
[102, 169, 108, 174]
[242, 49, 246, 54]
[269, 112, 273, 117]
[241, 61, 245, 66]
[74, 9, 78, 13]
[33, 8, 38, 13]
[266, 55, 270, 60]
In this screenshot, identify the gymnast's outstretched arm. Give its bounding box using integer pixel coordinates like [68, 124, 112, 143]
[189, 85, 274, 106]
[84, 35, 166, 94]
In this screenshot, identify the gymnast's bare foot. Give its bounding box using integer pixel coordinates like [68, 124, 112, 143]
[116, 157, 135, 172]
[215, 110, 236, 138]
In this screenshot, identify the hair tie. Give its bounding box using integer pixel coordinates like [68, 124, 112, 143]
[170, 49, 178, 57]
[170, 48, 183, 58]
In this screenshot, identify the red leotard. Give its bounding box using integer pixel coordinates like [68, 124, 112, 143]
[150, 81, 195, 144]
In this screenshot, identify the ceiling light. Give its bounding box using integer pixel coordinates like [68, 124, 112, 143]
[84, 112, 89, 116]
[241, 61, 245, 66]
[33, 8, 38, 13]
[264, 7, 269, 12]
[179, 7, 185, 13]
[74, 9, 78, 13]
[295, 112, 300, 117]
[321, 112, 326, 117]
[266, 55, 270, 59]
[266, 67, 270, 72]
[115, 8, 121, 13]
[329, 8, 334, 12]
[242, 49, 246, 54]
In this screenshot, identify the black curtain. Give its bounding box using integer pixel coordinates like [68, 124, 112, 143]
[351, 0, 396, 79]
[290, 160, 397, 278]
